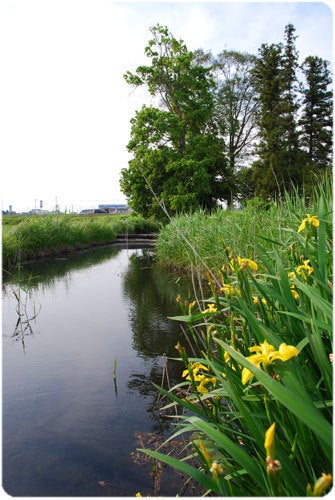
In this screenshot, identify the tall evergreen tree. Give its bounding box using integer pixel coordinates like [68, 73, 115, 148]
[251, 24, 305, 198]
[280, 23, 301, 184]
[299, 56, 333, 171]
[251, 42, 284, 198]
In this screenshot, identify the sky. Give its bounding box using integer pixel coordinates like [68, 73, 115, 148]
[1, 0, 333, 213]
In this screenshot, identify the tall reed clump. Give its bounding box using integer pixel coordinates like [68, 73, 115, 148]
[2, 214, 160, 271]
[155, 196, 307, 276]
[139, 178, 333, 496]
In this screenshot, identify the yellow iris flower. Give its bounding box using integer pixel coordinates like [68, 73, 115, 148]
[182, 362, 209, 381]
[252, 296, 267, 305]
[242, 340, 299, 385]
[203, 303, 217, 314]
[296, 259, 314, 280]
[182, 362, 217, 394]
[230, 256, 258, 272]
[220, 284, 236, 295]
[307, 473, 332, 496]
[298, 214, 320, 233]
[196, 375, 217, 393]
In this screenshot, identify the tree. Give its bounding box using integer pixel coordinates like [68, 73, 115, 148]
[120, 25, 227, 217]
[251, 24, 306, 199]
[279, 23, 302, 184]
[212, 50, 259, 204]
[251, 41, 285, 198]
[299, 56, 333, 172]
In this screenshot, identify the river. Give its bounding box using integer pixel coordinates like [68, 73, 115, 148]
[2, 245, 197, 496]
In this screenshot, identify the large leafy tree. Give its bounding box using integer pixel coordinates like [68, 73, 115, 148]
[120, 25, 227, 217]
[299, 55, 333, 172]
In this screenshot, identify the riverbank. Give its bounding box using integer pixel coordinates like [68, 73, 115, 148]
[155, 199, 302, 277]
[12, 234, 157, 264]
[2, 214, 160, 272]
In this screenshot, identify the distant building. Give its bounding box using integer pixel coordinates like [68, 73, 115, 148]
[98, 204, 130, 214]
[2, 210, 17, 216]
[29, 209, 50, 215]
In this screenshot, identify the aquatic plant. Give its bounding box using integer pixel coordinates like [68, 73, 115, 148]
[140, 178, 333, 496]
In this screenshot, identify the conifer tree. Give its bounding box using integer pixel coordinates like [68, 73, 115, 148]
[251, 42, 284, 198]
[280, 23, 302, 185]
[251, 24, 305, 198]
[299, 56, 333, 172]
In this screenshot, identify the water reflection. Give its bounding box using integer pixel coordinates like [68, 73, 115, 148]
[3, 285, 41, 351]
[122, 250, 193, 423]
[123, 249, 193, 358]
[2, 244, 123, 291]
[2, 246, 196, 496]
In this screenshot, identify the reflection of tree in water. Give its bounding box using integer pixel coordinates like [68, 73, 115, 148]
[122, 250, 194, 359]
[122, 250, 193, 420]
[2, 245, 122, 291]
[122, 250, 200, 402]
[122, 251, 206, 495]
[127, 354, 182, 428]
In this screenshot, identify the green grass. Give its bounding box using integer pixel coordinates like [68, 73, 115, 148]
[155, 194, 311, 277]
[2, 213, 160, 272]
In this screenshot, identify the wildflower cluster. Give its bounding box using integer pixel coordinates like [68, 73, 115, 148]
[143, 190, 332, 497]
[229, 256, 258, 272]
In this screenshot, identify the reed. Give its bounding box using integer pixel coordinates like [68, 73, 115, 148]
[155, 187, 324, 277]
[2, 214, 160, 272]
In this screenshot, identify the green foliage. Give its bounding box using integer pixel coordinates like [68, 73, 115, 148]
[141, 178, 333, 496]
[120, 24, 227, 217]
[212, 50, 259, 200]
[251, 37, 303, 198]
[121, 23, 332, 209]
[251, 24, 332, 199]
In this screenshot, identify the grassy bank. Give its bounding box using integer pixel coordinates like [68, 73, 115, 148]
[155, 186, 326, 277]
[141, 178, 333, 496]
[2, 213, 160, 272]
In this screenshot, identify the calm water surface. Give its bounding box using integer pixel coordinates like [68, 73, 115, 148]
[2, 246, 195, 496]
